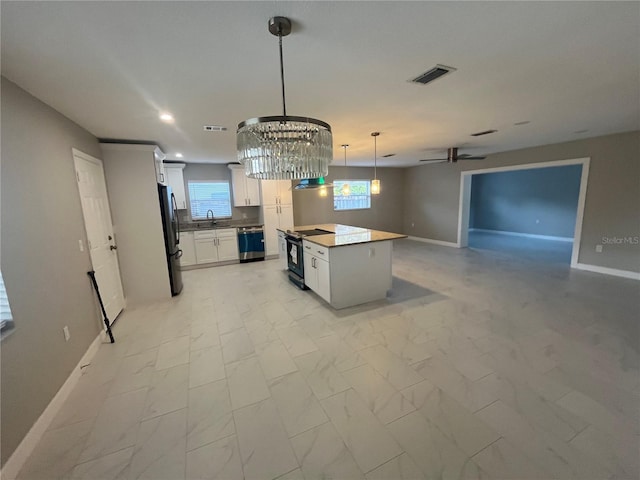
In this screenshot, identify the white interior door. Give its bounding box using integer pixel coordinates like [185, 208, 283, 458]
[73, 149, 125, 324]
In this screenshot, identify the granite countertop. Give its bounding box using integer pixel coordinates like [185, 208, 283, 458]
[277, 223, 407, 248]
[181, 221, 263, 232]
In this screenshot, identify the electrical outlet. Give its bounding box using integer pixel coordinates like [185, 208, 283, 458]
[78, 240, 84, 252]
[63, 326, 71, 341]
[595, 244, 603, 253]
[411, 222, 415, 228]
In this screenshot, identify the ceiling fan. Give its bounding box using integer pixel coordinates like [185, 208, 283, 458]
[419, 147, 486, 164]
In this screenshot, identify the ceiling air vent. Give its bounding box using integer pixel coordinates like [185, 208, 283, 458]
[470, 129, 497, 137]
[203, 125, 227, 132]
[410, 64, 456, 85]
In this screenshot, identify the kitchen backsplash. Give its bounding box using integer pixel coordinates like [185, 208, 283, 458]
[177, 209, 260, 226]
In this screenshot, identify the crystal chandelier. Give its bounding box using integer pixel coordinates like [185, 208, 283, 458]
[237, 17, 333, 180]
[371, 132, 381, 195]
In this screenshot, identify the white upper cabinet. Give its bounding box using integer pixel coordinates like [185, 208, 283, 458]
[229, 165, 261, 207]
[154, 148, 166, 184]
[260, 179, 292, 206]
[164, 163, 186, 209]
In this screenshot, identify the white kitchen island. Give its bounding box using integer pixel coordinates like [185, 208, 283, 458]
[279, 224, 407, 309]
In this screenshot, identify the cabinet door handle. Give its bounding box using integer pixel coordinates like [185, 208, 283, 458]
[317, 250, 324, 255]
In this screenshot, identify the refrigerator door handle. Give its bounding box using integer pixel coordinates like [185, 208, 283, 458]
[171, 193, 180, 245]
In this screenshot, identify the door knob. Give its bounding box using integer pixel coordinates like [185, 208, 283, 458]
[110, 245, 118, 250]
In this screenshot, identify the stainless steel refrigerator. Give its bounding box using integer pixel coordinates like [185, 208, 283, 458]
[158, 184, 183, 296]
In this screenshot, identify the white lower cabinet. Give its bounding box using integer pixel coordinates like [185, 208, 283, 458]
[194, 228, 239, 264]
[179, 232, 196, 266]
[302, 239, 394, 309]
[216, 228, 240, 262]
[302, 240, 331, 303]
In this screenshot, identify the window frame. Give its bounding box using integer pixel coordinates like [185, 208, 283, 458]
[333, 180, 372, 211]
[0, 272, 15, 340]
[187, 180, 233, 220]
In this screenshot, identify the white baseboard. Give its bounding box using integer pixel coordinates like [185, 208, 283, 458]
[469, 228, 573, 243]
[407, 236, 460, 248]
[1, 333, 104, 480]
[573, 263, 640, 280]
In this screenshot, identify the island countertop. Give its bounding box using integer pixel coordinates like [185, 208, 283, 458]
[277, 223, 407, 248]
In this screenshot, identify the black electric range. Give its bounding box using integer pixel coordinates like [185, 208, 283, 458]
[285, 228, 333, 289]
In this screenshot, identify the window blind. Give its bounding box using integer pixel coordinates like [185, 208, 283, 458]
[0, 272, 15, 337]
[188, 181, 232, 219]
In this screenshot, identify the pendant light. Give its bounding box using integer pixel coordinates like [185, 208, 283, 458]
[371, 132, 381, 195]
[237, 17, 333, 180]
[341, 144, 351, 196]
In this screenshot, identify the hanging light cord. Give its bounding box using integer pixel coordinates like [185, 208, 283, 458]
[278, 30, 287, 117]
[374, 135, 377, 179]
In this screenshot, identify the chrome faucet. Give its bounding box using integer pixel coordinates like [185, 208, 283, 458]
[206, 209, 216, 225]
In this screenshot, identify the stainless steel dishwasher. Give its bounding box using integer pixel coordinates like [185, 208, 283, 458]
[237, 226, 265, 263]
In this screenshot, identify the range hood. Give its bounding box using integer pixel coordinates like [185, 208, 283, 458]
[293, 177, 333, 190]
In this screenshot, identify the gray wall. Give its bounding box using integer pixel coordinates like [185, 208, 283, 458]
[1, 78, 103, 465]
[470, 165, 582, 237]
[293, 166, 405, 233]
[404, 131, 640, 272]
[180, 163, 260, 222]
[101, 144, 171, 305]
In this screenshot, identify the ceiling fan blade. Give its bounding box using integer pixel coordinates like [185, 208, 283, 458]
[419, 158, 447, 164]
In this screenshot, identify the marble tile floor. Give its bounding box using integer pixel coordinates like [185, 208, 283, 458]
[16, 239, 639, 480]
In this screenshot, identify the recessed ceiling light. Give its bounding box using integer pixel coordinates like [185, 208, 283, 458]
[514, 121, 530, 126]
[175, 153, 183, 158]
[159, 113, 174, 123]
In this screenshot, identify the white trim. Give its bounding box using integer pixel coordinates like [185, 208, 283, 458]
[457, 175, 472, 248]
[469, 228, 573, 242]
[407, 235, 460, 248]
[571, 159, 590, 266]
[1, 334, 103, 480]
[462, 157, 590, 175]
[574, 263, 640, 280]
[457, 157, 590, 267]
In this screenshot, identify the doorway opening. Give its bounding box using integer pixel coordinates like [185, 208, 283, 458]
[457, 158, 590, 266]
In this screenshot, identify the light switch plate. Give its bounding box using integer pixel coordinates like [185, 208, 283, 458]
[63, 326, 71, 341]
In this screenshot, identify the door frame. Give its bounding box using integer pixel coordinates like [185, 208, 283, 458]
[456, 157, 590, 267]
[72, 148, 126, 323]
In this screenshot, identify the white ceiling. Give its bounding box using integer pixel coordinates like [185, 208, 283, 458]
[2, 1, 638, 167]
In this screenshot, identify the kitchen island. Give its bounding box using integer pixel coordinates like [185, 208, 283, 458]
[278, 224, 407, 309]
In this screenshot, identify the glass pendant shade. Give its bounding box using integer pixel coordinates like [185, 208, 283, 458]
[371, 178, 381, 195]
[236, 17, 333, 180]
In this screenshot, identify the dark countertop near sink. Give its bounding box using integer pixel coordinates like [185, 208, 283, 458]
[180, 220, 263, 232]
